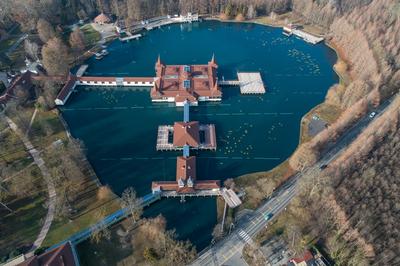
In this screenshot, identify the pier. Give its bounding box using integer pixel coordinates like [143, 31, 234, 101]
[75, 65, 88, 77]
[117, 13, 199, 34]
[218, 72, 266, 94]
[119, 33, 142, 42]
[283, 25, 324, 44]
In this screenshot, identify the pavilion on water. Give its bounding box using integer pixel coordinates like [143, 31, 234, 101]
[150, 55, 222, 106]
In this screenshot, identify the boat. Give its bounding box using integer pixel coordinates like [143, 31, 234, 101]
[101, 49, 109, 56]
[95, 53, 103, 60]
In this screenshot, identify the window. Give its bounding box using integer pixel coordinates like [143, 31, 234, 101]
[184, 65, 191, 72]
[183, 80, 191, 89]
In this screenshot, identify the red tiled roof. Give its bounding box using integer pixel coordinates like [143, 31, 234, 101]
[56, 74, 77, 103]
[78, 76, 154, 83]
[0, 71, 33, 104]
[18, 242, 78, 266]
[151, 57, 222, 102]
[173, 121, 200, 147]
[194, 180, 220, 190]
[151, 180, 220, 193]
[290, 250, 314, 264]
[94, 13, 111, 23]
[176, 156, 196, 181]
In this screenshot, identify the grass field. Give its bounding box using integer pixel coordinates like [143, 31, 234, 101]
[81, 24, 101, 47]
[0, 167, 47, 261]
[42, 185, 121, 247]
[28, 110, 68, 149]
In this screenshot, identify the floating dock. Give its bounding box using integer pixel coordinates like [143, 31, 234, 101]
[156, 125, 174, 150]
[218, 72, 266, 94]
[282, 26, 324, 45]
[119, 33, 142, 42]
[237, 72, 266, 94]
[292, 29, 324, 44]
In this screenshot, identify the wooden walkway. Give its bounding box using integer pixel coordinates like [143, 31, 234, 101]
[218, 72, 266, 94]
[237, 72, 266, 94]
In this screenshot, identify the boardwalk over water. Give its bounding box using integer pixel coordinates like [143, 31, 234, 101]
[219, 72, 266, 94]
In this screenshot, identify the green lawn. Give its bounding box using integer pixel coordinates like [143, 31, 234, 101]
[80, 24, 101, 47]
[29, 110, 68, 149]
[0, 177, 47, 260]
[42, 181, 121, 247]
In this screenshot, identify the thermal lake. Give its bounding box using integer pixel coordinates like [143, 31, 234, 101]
[61, 20, 338, 249]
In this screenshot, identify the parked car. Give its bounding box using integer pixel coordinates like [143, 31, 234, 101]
[320, 164, 328, 170]
[369, 111, 376, 118]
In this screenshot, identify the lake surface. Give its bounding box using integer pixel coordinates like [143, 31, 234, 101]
[61, 21, 338, 250]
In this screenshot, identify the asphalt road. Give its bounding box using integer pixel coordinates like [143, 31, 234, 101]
[191, 95, 396, 266]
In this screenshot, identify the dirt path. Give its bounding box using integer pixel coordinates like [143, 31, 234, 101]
[5, 116, 56, 255]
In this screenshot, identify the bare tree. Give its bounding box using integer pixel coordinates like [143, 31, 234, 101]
[120, 187, 143, 225]
[90, 207, 111, 243]
[41, 37, 70, 76]
[37, 19, 56, 43]
[24, 39, 39, 60]
[69, 27, 86, 53]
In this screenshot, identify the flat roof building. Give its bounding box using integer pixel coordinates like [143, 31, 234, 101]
[151, 56, 222, 106]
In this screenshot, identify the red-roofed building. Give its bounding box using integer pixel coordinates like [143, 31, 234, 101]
[289, 250, 318, 266]
[55, 74, 77, 106]
[16, 242, 79, 266]
[173, 121, 200, 148]
[151, 56, 222, 106]
[176, 156, 196, 189]
[94, 13, 111, 24]
[152, 155, 220, 194]
[0, 71, 33, 105]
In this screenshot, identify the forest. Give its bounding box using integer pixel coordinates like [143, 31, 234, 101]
[279, 96, 400, 265]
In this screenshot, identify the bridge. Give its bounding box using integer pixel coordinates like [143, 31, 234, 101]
[46, 192, 161, 251]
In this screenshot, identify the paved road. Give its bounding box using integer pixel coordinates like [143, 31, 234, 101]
[191, 96, 396, 266]
[4, 116, 57, 256]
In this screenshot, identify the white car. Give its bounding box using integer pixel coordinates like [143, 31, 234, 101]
[369, 112, 376, 118]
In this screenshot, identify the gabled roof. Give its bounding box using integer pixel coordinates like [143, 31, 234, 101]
[0, 71, 33, 104]
[173, 121, 200, 147]
[176, 156, 196, 181]
[18, 242, 78, 266]
[94, 13, 111, 23]
[151, 56, 222, 103]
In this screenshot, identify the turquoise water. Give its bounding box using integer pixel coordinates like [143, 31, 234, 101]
[62, 21, 338, 249]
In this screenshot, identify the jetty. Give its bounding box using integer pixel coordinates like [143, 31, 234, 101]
[75, 64, 88, 77]
[219, 72, 266, 94]
[116, 13, 199, 35]
[119, 33, 142, 42]
[283, 25, 324, 44]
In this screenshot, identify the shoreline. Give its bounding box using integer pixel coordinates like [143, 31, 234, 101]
[204, 15, 350, 210]
[77, 15, 349, 221]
